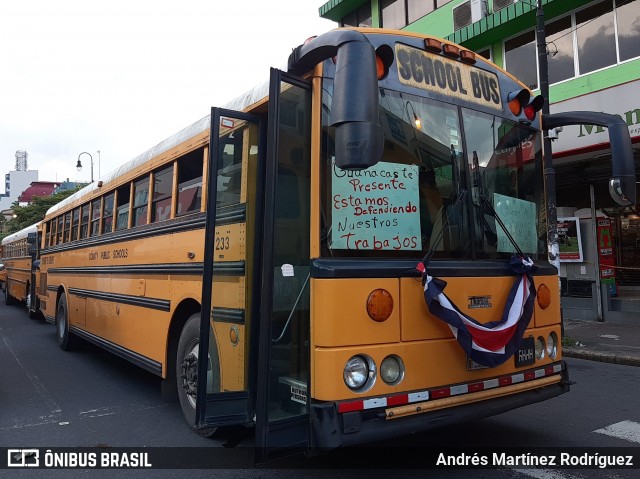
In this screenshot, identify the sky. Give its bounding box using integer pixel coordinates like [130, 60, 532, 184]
[0, 0, 336, 189]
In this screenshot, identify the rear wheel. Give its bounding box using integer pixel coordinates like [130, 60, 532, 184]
[56, 294, 76, 350]
[176, 313, 217, 437]
[5, 281, 16, 305]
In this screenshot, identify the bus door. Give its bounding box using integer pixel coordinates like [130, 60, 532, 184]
[255, 69, 313, 461]
[196, 108, 265, 429]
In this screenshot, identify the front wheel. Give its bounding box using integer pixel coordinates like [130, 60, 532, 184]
[56, 294, 76, 350]
[176, 313, 217, 437]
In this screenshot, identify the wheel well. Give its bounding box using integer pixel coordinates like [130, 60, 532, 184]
[166, 299, 201, 382]
[55, 287, 66, 321]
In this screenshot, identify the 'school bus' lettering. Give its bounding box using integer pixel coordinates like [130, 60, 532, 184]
[396, 43, 502, 110]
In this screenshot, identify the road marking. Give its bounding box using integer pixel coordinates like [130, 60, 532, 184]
[599, 334, 620, 340]
[594, 420, 640, 444]
[2, 336, 62, 415]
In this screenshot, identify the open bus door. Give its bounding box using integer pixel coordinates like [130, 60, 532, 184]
[195, 108, 265, 430]
[255, 69, 313, 462]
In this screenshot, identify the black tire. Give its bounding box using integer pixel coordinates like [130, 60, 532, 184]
[56, 294, 76, 350]
[5, 281, 16, 306]
[176, 313, 218, 437]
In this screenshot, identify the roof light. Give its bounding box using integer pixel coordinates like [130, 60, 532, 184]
[442, 43, 460, 58]
[424, 38, 443, 53]
[460, 50, 477, 64]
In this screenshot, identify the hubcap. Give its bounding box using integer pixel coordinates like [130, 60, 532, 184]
[181, 343, 199, 409]
[57, 306, 65, 339]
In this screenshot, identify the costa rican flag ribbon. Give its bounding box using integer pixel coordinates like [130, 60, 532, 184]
[421, 256, 537, 368]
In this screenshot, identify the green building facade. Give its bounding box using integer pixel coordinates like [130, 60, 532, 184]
[319, 0, 640, 317]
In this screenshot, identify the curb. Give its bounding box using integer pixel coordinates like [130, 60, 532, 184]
[563, 347, 640, 367]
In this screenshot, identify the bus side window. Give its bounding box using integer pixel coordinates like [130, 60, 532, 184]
[57, 216, 63, 244]
[116, 184, 131, 230]
[64, 212, 71, 243]
[133, 177, 150, 227]
[91, 198, 102, 236]
[71, 208, 80, 241]
[102, 193, 114, 234]
[45, 220, 52, 247]
[80, 204, 90, 239]
[152, 165, 173, 222]
[176, 149, 203, 216]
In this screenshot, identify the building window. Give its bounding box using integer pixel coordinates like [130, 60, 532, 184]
[477, 48, 492, 60]
[380, 0, 443, 29]
[342, 2, 372, 27]
[576, 1, 616, 75]
[504, 30, 538, 90]
[408, 0, 434, 24]
[616, 0, 640, 61]
[546, 16, 574, 84]
[381, 0, 406, 29]
[504, 0, 639, 89]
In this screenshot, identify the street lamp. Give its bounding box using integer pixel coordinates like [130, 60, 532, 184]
[76, 152, 94, 183]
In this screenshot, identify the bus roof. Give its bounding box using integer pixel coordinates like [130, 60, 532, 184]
[46, 81, 270, 218]
[1, 222, 39, 246]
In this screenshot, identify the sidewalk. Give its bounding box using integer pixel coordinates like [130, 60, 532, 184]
[562, 317, 640, 367]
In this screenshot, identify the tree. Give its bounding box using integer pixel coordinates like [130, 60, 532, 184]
[4, 187, 82, 236]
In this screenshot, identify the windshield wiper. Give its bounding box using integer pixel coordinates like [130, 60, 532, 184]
[478, 193, 524, 257]
[419, 189, 467, 269]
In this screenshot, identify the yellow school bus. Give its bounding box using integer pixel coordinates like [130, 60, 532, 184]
[2, 222, 42, 318]
[39, 28, 635, 459]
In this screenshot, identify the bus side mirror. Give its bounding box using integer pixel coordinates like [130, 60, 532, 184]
[288, 30, 383, 170]
[543, 111, 636, 206]
[334, 121, 383, 170]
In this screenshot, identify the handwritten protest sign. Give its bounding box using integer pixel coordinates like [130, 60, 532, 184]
[492, 193, 537, 253]
[331, 161, 421, 250]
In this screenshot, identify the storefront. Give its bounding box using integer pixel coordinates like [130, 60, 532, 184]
[549, 80, 640, 315]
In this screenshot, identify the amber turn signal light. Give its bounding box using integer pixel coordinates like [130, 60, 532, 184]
[537, 284, 551, 310]
[367, 289, 394, 322]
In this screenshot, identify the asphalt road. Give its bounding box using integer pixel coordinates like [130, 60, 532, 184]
[1, 300, 639, 479]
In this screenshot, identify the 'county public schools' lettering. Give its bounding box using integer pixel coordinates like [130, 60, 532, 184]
[396, 44, 501, 111]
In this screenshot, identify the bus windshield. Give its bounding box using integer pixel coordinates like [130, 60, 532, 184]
[321, 86, 545, 261]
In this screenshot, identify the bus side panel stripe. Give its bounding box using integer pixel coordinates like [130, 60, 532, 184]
[69, 326, 162, 376]
[68, 288, 170, 312]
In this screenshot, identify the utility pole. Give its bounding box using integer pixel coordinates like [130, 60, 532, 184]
[536, 2, 559, 274]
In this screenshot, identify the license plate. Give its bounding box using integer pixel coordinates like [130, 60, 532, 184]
[515, 336, 535, 367]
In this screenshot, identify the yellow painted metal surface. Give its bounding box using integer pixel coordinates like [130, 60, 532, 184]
[311, 275, 562, 401]
[312, 278, 401, 347]
[312, 324, 562, 401]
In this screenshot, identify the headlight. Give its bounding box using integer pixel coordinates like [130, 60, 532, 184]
[380, 355, 405, 385]
[343, 355, 375, 391]
[535, 337, 545, 360]
[547, 332, 558, 359]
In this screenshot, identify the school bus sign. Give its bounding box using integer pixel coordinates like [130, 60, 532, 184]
[396, 43, 502, 111]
